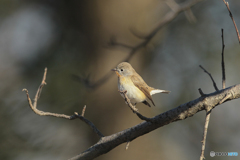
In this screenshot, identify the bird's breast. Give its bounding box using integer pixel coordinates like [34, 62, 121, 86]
[118, 76, 146, 104]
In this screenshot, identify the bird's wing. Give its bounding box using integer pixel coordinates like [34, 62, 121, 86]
[131, 74, 155, 106]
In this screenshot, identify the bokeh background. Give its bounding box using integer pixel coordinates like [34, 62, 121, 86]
[1, 0, 240, 160]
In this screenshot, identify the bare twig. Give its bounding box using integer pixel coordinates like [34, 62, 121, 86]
[125, 141, 130, 150]
[198, 88, 205, 97]
[198, 64, 218, 159]
[200, 109, 212, 160]
[199, 29, 228, 160]
[199, 65, 219, 91]
[72, 72, 113, 90]
[184, 8, 197, 23]
[77, 0, 204, 89]
[222, 0, 240, 43]
[221, 29, 226, 89]
[119, 90, 153, 122]
[37, 68, 47, 99]
[70, 84, 240, 160]
[108, 37, 134, 50]
[74, 111, 104, 138]
[81, 105, 87, 117]
[130, 0, 204, 40]
[23, 68, 104, 138]
[165, 0, 180, 12]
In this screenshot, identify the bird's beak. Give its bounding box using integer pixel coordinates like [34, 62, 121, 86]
[111, 68, 117, 71]
[111, 68, 121, 77]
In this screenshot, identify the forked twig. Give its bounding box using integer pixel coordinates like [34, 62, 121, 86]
[199, 28, 228, 160]
[23, 68, 104, 138]
[198, 65, 216, 160]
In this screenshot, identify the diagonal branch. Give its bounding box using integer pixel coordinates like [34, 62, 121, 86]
[23, 68, 104, 138]
[70, 84, 240, 160]
[199, 65, 219, 91]
[222, 0, 240, 44]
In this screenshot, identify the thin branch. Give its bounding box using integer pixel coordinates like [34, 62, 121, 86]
[131, 0, 204, 40]
[199, 29, 228, 159]
[74, 112, 104, 138]
[165, 0, 180, 12]
[72, 72, 113, 90]
[221, 29, 226, 89]
[200, 109, 212, 160]
[70, 84, 240, 160]
[199, 65, 219, 91]
[23, 68, 104, 138]
[222, 0, 240, 44]
[119, 90, 153, 122]
[78, 0, 204, 89]
[81, 105, 87, 117]
[108, 37, 134, 49]
[125, 141, 130, 150]
[184, 8, 197, 23]
[198, 88, 205, 97]
[37, 67, 47, 99]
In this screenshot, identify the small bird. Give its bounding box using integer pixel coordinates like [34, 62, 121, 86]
[112, 62, 170, 107]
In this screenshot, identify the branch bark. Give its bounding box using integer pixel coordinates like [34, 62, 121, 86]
[70, 84, 240, 160]
[200, 109, 211, 160]
[222, 0, 240, 43]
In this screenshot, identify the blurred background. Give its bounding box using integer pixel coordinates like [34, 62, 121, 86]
[1, 0, 240, 159]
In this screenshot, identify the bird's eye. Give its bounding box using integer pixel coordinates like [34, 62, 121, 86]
[121, 69, 123, 71]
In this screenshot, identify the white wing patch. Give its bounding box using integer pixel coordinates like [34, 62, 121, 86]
[150, 89, 170, 95]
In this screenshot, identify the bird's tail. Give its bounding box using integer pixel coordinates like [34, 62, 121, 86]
[150, 89, 170, 95]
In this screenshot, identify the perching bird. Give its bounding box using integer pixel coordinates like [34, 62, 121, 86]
[112, 62, 170, 107]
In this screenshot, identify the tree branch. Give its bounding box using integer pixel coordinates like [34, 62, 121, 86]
[198, 88, 205, 97]
[199, 28, 228, 160]
[70, 84, 240, 160]
[222, 0, 240, 44]
[78, 0, 204, 89]
[200, 109, 211, 160]
[198, 65, 215, 160]
[221, 29, 226, 89]
[23, 68, 104, 138]
[199, 65, 219, 91]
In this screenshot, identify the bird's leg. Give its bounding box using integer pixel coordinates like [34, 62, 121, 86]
[118, 90, 127, 94]
[132, 103, 139, 112]
[118, 90, 138, 113]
